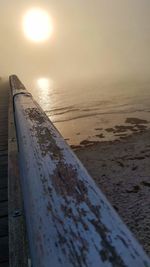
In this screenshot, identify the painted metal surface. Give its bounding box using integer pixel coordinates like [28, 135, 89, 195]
[10, 75, 150, 267]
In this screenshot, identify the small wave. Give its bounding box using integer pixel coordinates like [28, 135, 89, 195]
[48, 108, 80, 116]
[50, 108, 150, 123]
[45, 102, 133, 117]
[44, 105, 75, 113]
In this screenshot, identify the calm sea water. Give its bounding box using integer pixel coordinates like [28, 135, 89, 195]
[31, 80, 150, 145]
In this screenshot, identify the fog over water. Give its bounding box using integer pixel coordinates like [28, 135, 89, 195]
[1, 0, 150, 144]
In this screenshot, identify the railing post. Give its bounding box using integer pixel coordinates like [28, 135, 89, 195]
[9, 75, 150, 267]
[8, 77, 29, 266]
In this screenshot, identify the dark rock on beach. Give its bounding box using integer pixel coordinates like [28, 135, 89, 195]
[125, 117, 148, 124]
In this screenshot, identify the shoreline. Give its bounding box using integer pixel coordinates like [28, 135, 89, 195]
[54, 112, 150, 146]
[73, 128, 150, 255]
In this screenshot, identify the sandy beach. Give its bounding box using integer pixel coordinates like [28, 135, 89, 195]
[72, 119, 150, 255]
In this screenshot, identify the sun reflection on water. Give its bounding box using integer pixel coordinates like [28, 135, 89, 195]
[37, 77, 52, 90]
[34, 77, 54, 110]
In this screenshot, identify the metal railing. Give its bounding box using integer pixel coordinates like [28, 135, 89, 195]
[9, 75, 150, 267]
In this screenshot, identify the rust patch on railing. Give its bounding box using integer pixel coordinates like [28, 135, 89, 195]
[25, 107, 62, 159]
[51, 163, 88, 202]
[25, 107, 45, 124]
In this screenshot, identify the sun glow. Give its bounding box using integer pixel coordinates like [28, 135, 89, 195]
[23, 8, 53, 42]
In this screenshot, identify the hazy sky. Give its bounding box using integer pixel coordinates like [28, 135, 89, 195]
[0, 0, 150, 89]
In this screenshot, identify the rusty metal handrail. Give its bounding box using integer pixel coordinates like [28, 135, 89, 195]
[9, 75, 150, 267]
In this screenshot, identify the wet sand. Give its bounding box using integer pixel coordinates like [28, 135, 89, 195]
[73, 121, 150, 255]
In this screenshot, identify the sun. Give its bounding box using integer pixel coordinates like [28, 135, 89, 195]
[23, 8, 53, 42]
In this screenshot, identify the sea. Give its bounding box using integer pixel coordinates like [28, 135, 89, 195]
[31, 79, 150, 146]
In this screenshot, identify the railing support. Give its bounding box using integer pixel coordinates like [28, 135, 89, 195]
[10, 75, 150, 267]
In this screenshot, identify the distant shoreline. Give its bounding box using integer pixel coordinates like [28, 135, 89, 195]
[74, 127, 150, 255]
